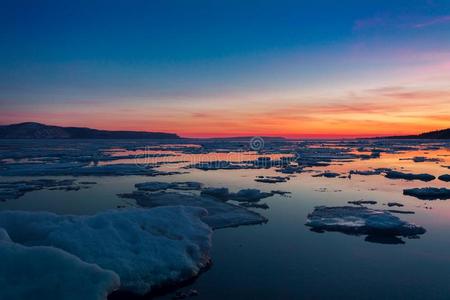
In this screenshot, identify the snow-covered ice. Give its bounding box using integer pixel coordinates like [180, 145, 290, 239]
[0, 162, 181, 177]
[306, 206, 426, 238]
[0, 179, 89, 201]
[229, 188, 274, 202]
[0, 228, 120, 300]
[0, 206, 212, 295]
[119, 191, 267, 229]
[135, 181, 203, 191]
[201, 187, 230, 200]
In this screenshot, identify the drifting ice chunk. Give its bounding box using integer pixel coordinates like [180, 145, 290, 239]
[438, 174, 450, 182]
[201, 187, 230, 200]
[254, 176, 289, 183]
[0, 179, 82, 201]
[387, 202, 404, 207]
[384, 170, 435, 182]
[1, 163, 179, 177]
[0, 207, 212, 295]
[312, 172, 341, 178]
[411, 156, 442, 163]
[348, 200, 377, 205]
[119, 191, 267, 229]
[306, 206, 425, 238]
[403, 187, 450, 200]
[135, 181, 172, 191]
[229, 189, 273, 202]
[0, 228, 120, 300]
[135, 181, 203, 192]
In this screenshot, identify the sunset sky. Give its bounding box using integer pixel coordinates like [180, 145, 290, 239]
[1, 0, 449, 137]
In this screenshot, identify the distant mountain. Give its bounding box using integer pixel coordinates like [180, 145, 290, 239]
[0, 122, 180, 139]
[382, 128, 450, 139]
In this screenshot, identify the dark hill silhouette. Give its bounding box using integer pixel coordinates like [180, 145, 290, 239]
[0, 122, 180, 139]
[382, 128, 450, 139]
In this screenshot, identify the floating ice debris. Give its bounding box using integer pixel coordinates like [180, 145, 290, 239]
[0, 207, 211, 295]
[200, 187, 230, 200]
[387, 202, 404, 207]
[384, 170, 435, 182]
[438, 174, 450, 182]
[312, 172, 341, 178]
[119, 191, 267, 229]
[0, 162, 88, 176]
[239, 202, 270, 209]
[0, 228, 120, 300]
[135, 181, 202, 192]
[349, 169, 387, 176]
[348, 200, 377, 205]
[254, 176, 289, 183]
[295, 147, 358, 167]
[271, 190, 291, 196]
[306, 206, 425, 240]
[387, 210, 415, 215]
[169, 181, 203, 190]
[0, 179, 80, 201]
[405, 156, 443, 163]
[403, 187, 450, 200]
[187, 161, 248, 171]
[229, 189, 274, 202]
[277, 165, 304, 174]
[0, 163, 181, 177]
[135, 182, 172, 191]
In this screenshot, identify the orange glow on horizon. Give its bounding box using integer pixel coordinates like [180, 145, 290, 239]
[1, 85, 449, 138]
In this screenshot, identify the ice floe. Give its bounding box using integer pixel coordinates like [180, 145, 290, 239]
[0, 162, 181, 177]
[200, 187, 230, 200]
[254, 175, 290, 183]
[0, 228, 120, 300]
[0, 179, 93, 201]
[312, 172, 341, 178]
[228, 188, 273, 202]
[403, 187, 450, 200]
[384, 170, 436, 182]
[348, 200, 377, 205]
[0, 206, 212, 295]
[438, 174, 450, 182]
[387, 202, 404, 207]
[135, 181, 202, 191]
[306, 206, 425, 243]
[400, 156, 443, 163]
[119, 191, 267, 229]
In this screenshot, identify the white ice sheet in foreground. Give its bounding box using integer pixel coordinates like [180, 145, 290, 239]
[0, 228, 120, 300]
[0, 206, 212, 295]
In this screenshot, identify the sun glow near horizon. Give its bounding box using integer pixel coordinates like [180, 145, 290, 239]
[0, 1, 449, 137]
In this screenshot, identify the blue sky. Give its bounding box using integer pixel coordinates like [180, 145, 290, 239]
[1, 0, 449, 136]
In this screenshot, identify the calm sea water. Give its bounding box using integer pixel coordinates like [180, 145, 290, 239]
[1, 141, 449, 299]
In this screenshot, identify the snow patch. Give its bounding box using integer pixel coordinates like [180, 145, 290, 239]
[0, 206, 212, 295]
[306, 206, 425, 242]
[0, 229, 120, 300]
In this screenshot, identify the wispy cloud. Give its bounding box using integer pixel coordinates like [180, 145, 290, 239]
[413, 15, 450, 28]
